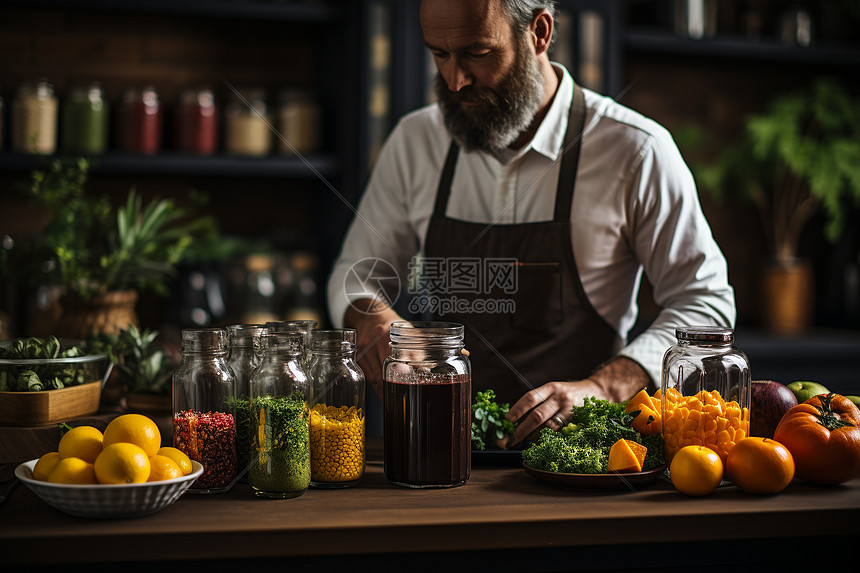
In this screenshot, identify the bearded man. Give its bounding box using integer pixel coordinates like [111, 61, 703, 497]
[326, 0, 736, 445]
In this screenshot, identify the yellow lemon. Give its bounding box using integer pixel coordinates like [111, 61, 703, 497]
[670, 445, 724, 496]
[94, 443, 151, 484]
[156, 446, 193, 476]
[47, 457, 97, 484]
[58, 425, 104, 463]
[147, 455, 184, 482]
[32, 452, 62, 482]
[103, 414, 161, 457]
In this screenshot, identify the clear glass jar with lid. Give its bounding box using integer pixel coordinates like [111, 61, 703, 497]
[12, 80, 58, 154]
[248, 331, 310, 498]
[276, 88, 321, 155]
[226, 323, 266, 478]
[660, 326, 751, 466]
[118, 86, 162, 154]
[172, 328, 239, 493]
[383, 321, 471, 488]
[62, 82, 109, 155]
[175, 87, 217, 155]
[265, 319, 317, 368]
[224, 87, 270, 156]
[307, 329, 365, 488]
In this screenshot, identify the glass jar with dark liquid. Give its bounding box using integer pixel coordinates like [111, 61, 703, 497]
[383, 321, 470, 488]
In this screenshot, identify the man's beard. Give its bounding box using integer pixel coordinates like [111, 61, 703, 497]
[436, 39, 544, 154]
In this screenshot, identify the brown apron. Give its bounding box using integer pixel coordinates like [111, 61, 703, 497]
[423, 84, 622, 406]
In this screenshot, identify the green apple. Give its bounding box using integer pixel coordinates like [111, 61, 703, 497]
[846, 395, 860, 408]
[786, 380, 830, 403]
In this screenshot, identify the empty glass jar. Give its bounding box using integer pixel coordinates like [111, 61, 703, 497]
[383, 321, 471, 488]
[172, 328, 238, 494]
[660, 326, 751, 465]
[307, 329, 365, 488]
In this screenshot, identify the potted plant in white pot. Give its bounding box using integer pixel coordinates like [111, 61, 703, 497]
[683, 78, 860, 334]
[13, 158, 215, 339]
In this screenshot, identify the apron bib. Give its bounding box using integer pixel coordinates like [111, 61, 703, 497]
[423, 85, 622, 405]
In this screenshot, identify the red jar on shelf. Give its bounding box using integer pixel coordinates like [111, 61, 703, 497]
[175, 88, 217, 155]
[118, 86, 162, 154]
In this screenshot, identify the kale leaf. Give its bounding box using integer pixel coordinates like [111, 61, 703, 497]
[471, 389, 516, 450]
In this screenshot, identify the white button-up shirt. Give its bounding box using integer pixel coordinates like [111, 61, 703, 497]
[327, 64, 736, 383]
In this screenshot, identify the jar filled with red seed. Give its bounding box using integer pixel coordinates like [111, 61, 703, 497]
[173, 327, 239, 493]
[175, 87, 217, 155]
[118, 86, 162, 154]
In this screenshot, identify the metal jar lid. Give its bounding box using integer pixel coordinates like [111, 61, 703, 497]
[675, 326, 734, 343]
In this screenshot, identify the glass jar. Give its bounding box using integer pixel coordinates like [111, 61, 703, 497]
[62, 83, 108, 155]
[12, 80, 58, 154]
[660, 326, 751, 466]
[118, 86, 162, 154]
[307, 329, 365, 488]
[0, 93, 5, 151]
[249, 332, 310, 498]
[277, 89, 321, 155]
[383, 321, 471, 488]
[224, 88, 270, 156]
[265, 319, 318, 368]
[175, 88, 217, 155]
[172, 328, 239, 494]
[226, 323, 266, 478]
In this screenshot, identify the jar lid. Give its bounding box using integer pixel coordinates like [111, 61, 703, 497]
[675, 326, 734, 343]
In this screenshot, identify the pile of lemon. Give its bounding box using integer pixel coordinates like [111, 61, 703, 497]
[32, 413, 193, 485]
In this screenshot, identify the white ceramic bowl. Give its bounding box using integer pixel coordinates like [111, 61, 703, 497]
[15, 459, 204, 519]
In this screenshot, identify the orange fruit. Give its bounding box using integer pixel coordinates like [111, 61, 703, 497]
[608, 438, 644, 472]
[156, 446, 193, 476]
[726, 437, 795, 494]
[102, 414, 161, 457]
[58, 425, 104, 463]
[669, 445, 723, 496]
[47, 457, 97, 484]
[32, 452, 62, 482]
[94, 443, 151, 484]
[147, 455, 184, 482]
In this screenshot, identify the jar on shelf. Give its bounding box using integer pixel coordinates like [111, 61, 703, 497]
[118, 86, 162, 154]
[660, 326, 751, 466]
[172, 328, 239, 494]
[175, 87, 217, 155]
[224, 87, 270, 156]
[12, 80, 58, 155]
[248, 331, 310, 498]
[276, 89, 321, 155]
[264, 319, 318, 368]
[307, 329, 365, 488]
[226, 323, 266, 478]
[61, 83, 109, 155]
[383, 321, 471, 488]
[0, 93, 5, 151]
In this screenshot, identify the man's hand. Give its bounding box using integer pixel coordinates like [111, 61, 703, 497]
[504, 356, 654, 447]
[344, 299, 404, 398]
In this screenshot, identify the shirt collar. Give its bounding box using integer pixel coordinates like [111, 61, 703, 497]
[491, 62, 574, 164]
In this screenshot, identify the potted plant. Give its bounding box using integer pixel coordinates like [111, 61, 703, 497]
[12, 158, 214, 338]
[682, 78, 860, 334]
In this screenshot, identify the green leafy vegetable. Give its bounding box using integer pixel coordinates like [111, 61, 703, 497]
[471, 389, 516, 450]
[0, 336, 97, 392]
[522, 397, 665, 473]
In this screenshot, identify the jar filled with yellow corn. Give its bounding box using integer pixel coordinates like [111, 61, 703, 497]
[660, 326, 751, 466]
[307, 329, 365, 488]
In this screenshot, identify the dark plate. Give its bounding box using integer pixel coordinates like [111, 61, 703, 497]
[522, 462, 668, 491]
[471, 449, 524, 467]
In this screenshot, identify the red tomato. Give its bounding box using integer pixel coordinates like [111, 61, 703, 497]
[773, 393, 860, 485]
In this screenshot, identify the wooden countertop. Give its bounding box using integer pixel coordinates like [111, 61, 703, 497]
[2, 439, 858, 572]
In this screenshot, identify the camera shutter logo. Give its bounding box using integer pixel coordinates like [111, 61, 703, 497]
[344, 257, 401, 314]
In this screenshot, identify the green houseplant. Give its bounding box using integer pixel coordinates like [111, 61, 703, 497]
[16, 158, 214, 338]
[684, 78, 860, 333]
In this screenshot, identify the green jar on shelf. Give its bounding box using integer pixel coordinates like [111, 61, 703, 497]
[62, 83, 109, 155]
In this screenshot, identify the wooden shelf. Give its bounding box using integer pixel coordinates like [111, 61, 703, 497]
[0, 152, 341, 179]
[0, 0, 340, 22]
[626, 28, 860, 67]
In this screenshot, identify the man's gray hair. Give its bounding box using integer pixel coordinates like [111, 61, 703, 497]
[499, 0, 558, 48]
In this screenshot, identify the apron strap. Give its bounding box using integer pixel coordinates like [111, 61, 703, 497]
[433, 140, 460, 218]
[553, 83, 586, 222]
